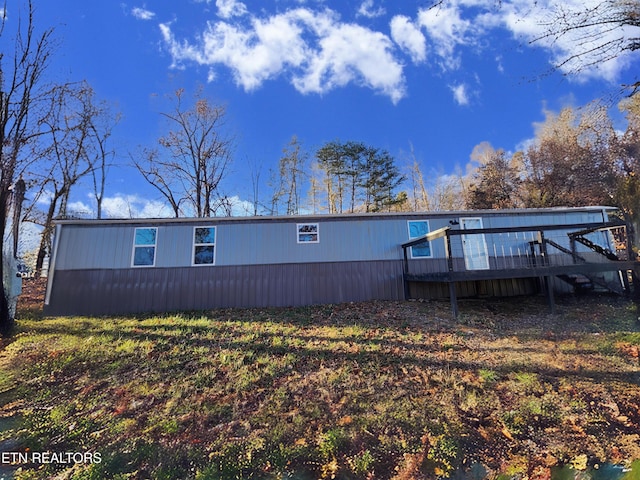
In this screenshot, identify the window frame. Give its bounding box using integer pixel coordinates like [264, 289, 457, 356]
[407, 220, 432, 259]
[192, 226, 216, 266]
[131, 227, 158, 267]
[297, 223, 320, 244]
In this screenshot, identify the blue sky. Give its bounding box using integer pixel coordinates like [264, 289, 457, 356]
[13, 0, 640, 218]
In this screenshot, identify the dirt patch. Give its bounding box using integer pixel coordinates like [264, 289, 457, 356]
[16, 277, 47, 317]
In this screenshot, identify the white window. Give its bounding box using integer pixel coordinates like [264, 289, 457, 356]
[297, 223, 319, 243]
[407, 220, 432, 258]
[132, 227, 157, 267]
[193, 226, 216, 265]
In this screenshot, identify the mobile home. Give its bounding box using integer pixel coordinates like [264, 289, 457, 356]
[43, 207, 635, 316]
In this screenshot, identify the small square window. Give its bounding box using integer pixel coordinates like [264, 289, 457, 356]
[132, 227, 157, 267]
[408, 220, 431, 258]
[193, 226, 216, 265]
[297, 223, 319, 243]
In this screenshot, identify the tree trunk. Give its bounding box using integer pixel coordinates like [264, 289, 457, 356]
[35, 195, 59, 276]
[0, 189, 13, 336]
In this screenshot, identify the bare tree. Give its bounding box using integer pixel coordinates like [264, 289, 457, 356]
[25, 82, 115, 275]
[533, 1, 640, 82]
[307, 163, 324, 214]
[89, 98, 120, 219]
[428, 0, 638, 90]
[407, 160, 430, 211]
[404, 144, 431, 211]
[247, 157, 263, 216]
[613, 92, 640, 247]
[398, 146, 468, 212]
[134, 89, 234, 217]
[466, 145, 521, 209]
[132, 148, 181, 217]
[271, 135, 307, 215]
[315, 141, 345, 214]
[431, 168, 467, 211]
[0, 1, 54, 334]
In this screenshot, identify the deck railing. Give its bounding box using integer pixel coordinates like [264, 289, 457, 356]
[401, 220, 631, 278]
[400, 219, 638, 317]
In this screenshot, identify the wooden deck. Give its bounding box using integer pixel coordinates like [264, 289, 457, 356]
[404, 260, 639, 283]
[401, 220, 640, 318]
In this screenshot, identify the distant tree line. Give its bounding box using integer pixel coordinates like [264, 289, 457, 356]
[462, 98, 640, 246]
[261, 94, 640, 245]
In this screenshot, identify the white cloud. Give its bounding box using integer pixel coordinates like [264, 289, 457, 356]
[450, 83, 470, 105]
[33, 190, 173, 219]
[35, 190, 54, 207]
[161, 7, 406, 103]
[57, 194, 173, 219]
[100, 194, 254, 218]
[102, 195, 174, 218]
[215, 0, 248, 19]
[226, 195, 256, 216]
[357, 0, 385, 19]
[417, 3, 479, 71]
[17, 222, 42, 257]
[66, 201, 94, 216]
[30, 188, 255, 221]
[390, 15, 426, 63]
[206, 12, 310, 90]
[159, 1, 638, 102]
[293, 21, 405, 103]
[131, 7, 155, 20]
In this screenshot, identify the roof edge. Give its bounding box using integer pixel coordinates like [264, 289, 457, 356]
[52, 206, 618, 226]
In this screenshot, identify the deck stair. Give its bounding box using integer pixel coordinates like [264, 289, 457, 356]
[569, 227, 620, 261]
[588, 273, 626, 295]
[555, 272, 625, 295]
[543, 228, 626, 295]
[556, 273, 593, 292]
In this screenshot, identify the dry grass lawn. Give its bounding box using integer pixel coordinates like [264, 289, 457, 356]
[0, 279, 639, 479]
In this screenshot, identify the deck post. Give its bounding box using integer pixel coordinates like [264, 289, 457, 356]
[403, 246, 409, 275]
[621, 270, 631, 296]
[529, 236, 539, 267]
[570, 236, 577, 264]
[445, 230, 454, 272]
[402, 247, 410, 300]
[539, 231, 548, 266]
[539, 231, 551, 297]
[632, 267, 640, 304]
[449, 281, 459, 319]
[623, 223, 633, 297]
[545, 276, 555, 314]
